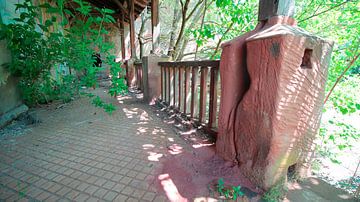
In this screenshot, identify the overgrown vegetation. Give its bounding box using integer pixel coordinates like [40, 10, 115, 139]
[215, 178, 245, 200]
[262, 179, 288, 202]
[0, 0, 127, 113]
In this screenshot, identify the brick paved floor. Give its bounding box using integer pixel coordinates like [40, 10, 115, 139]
[1, 89, 356, 202]
[0, 89, 189, 201]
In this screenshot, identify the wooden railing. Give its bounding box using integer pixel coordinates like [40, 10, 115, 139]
[134, 61, 143, 91]
[158, 60, 220, 133]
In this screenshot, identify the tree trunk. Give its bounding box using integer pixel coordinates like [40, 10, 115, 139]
[168, 1, 181, 57]
[138, 10, 149, 59]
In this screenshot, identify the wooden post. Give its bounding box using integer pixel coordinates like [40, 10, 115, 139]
[151, 0, 160, 52]
[120, 14, 126, 60]
[128, 0, 136, 58]
[258, 0, 295, 21]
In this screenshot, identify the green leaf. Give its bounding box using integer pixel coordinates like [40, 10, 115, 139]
[102, 8, 115, 14]
[64, 9, 74, 17]
[356, 103, 360, 110]
[339, 107, 348, 115]
[45, 20, 53, 27]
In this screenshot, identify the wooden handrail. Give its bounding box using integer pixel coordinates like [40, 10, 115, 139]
[159, 60, 220, 68]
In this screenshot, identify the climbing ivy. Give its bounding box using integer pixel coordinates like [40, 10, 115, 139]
[0, 0, 127, 113]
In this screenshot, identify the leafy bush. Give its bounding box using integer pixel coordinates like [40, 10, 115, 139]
[0, 0, 127, 113]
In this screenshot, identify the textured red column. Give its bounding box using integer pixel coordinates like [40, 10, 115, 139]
[216, 14, 334, 190]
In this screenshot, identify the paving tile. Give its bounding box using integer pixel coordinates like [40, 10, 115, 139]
[64, 189, 81, 200]
[132, 189, 146, 199]
[142, 192, 157, 201]
[36, 191, 52, 201]
[103, 180, 116, 190]
[76, 182, 90, 192]
[93, 188, 108, 199]
[114, 193, 128, 201]
[126, 197, 140, 202]
[84, 184, 99, 195]
[94, 178, 107, 187]
[121, 186, 135, 196]
[119, 176, 132, 185]
[56, 186, 72, 197]
[103, 190, 118, 201]
[74, 193, 90, 202]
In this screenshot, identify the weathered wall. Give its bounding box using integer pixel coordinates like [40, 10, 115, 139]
[0, 0, 23, 116]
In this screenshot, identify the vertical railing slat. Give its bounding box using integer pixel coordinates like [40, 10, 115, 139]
[173, 67, 177, 107]
[191, 66, 199, 118]
[184, 67, 191, 115]
[161, 66, 164, 100]
[208, 67, 219, 128]
[178, 67, 183, 112]
[199, 67, 208, 123]
[167, 67, 171, 104]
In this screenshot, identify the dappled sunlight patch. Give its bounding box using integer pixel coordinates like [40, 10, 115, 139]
[147, 152, 163, 161]
[178, 129, 197, 135]
[193, 197, 217, 202]
[122, 107, 139, 118]
[168, 138, 174, 142]
[135, 121, 148, 125]
[116, 95, 133, 104]
[309, 178, 320, 185]
[158, 174, 188, 202]
[288, 182, 303, 190]
[337, 194, 353, 199]
[137, 127, 148, 134]
[142, 144, 155, 150]
[152, 128, 165, 135]
[140, 111, 150, 121]
[167, 144, 183, 155]
[192, 143, 214, 149]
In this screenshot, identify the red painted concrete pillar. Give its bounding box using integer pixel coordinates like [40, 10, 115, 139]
[216, 1, 334, 191]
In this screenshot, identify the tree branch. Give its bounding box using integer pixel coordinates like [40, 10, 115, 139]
[299, 1, 352, 23]
[185, 0, 204, 22]
[210, 21, 234, 59]
[324, 51, 360, 104]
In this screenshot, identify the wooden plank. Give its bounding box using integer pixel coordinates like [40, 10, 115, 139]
[173, 66, 178, 107]
[191, 66, 199, 118]
[208, 67, 219, 128]
[170, 67, 174, 106]
[129, 0, 136, 58]
[161, 66, 164, 100]
[184, 67, 191, 115]
[164, 66, 168, 103]
[139, 65, 143, 90]
[199, 67, 208, 123]
[168, 67, 172, 104]
[178, 67, 183, 112]
[159, 60, 220, 68]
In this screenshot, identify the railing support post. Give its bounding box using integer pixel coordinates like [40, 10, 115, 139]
[216, 0, 334, 191]
[142, 54, 169, 104]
